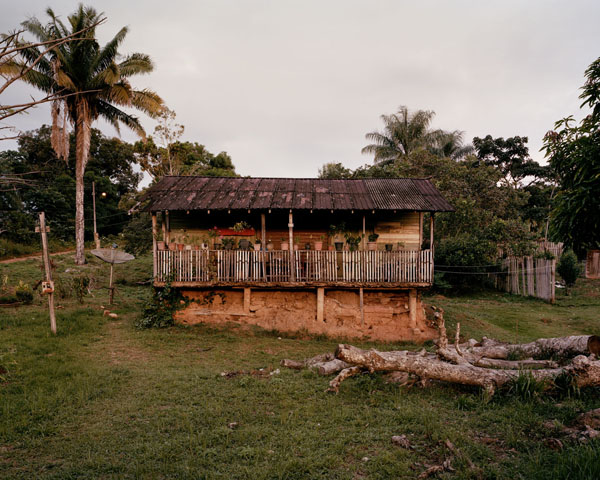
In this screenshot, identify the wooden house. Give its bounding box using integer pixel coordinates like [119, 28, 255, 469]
[144, 176, 454, 341]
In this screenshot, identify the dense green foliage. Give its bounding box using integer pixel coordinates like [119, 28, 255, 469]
[557, 249, 582, 288]
[543, 57, 600, 256]
[137, 277, 184, 328]
[0, 127, 140, 245]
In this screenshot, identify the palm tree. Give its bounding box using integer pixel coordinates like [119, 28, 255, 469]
[429, 130, 474, 160]
[12, 5, 163, 264]
[362, 106, 473, 164]
[362, 106, 442, 164]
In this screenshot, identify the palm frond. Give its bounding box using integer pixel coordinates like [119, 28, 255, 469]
[96, 100, 145, 137]
[118, 53, 154, 77]
[131, 89, 163, 117]
[92, 26, 128, 76]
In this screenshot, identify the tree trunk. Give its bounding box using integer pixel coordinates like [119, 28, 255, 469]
[74, 99, 91, 265]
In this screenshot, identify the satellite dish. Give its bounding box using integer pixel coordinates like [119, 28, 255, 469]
[91, 248, 135, 264]
[90, 247, 135, 305]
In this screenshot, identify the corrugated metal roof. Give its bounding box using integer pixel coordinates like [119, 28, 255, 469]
[144, 176, 454, 212]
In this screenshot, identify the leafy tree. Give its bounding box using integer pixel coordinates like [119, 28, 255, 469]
[543, 56, 600, 255]
[12, 5, 163, 264]
[318, 162, 353, 179]
[1, 126, 140, 243]
[136, 138, 237, 179]
[472, 135, 545, 187]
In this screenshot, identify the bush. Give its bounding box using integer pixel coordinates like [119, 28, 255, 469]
[137, 278, 185, 329]
[15, 281, 33, 304]
[557, 249, 581, 287]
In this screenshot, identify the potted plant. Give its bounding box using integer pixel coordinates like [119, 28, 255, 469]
[385, 243, 393, 251]
[239, 238, 251, 250]
[253, 238, 262, 251]
[208, 226, 219, 248]
[177, 243, 185, 251]
[156, 240, 166, 250]
[222, 237, 236, 250]
[329, 222, 347, 251]
[314, 235, 324, 251]
[345, 233, 362, 252]
[266, 239, 274, 251]
[367, 232, 379, 251]
[280, 237, 289, 251]
[168, 242, 177, 251]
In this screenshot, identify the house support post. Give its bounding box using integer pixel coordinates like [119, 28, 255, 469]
[244, 288, 251, 313]
[359, 287, 364, 326]
[317, 287, 325, 323]
[165, 210, 170, 245]
[289, 211, 295, 282]
[261, 213, 266, 250]
[161, 211, 166, 244]
[430, 213, 435, 282]
[152, 213, 157, 280]
[261, 212, 267, 281]
[408, 288, 417, 328]
[362, 215, 366, 250]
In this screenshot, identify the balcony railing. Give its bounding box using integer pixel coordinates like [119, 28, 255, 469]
[155, 249, 432, 285]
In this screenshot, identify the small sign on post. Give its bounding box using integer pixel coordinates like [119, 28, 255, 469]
[37, 212, 57, 334]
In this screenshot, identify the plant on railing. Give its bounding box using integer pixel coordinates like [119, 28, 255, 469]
[368, 233, 379, 242]
[344, 233, 363, 251]
[232, 221, 252, 232]
[221, 237, 236, 250]
[137, 275, 185, 329]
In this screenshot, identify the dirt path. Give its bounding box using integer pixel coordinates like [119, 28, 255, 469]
[0, 249, 76, 264]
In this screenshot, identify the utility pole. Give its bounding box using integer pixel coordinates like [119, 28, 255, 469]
[37, 212, 56, 334]
[92, 181, 101, 249]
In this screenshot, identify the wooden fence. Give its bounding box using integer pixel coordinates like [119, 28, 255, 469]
[586, 250, 600, 279]
[536, 240, 563, 259]
[155, 249, 432, 285]
[495, 256, 556, 302]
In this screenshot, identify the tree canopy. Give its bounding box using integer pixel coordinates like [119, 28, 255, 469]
[543, 56, 600, 255]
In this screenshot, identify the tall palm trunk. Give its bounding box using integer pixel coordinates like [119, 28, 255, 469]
[74, 98, 91, 265]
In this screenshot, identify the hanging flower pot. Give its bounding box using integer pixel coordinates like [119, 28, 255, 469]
[367, 242, 377, 251]
[157, 241, 166, 250]
[335, 242, 344, 251]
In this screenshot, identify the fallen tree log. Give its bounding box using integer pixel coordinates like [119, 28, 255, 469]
[280, 353, 351, 376]
[332, 344, 600, 395]
[463, 335, 600, 359]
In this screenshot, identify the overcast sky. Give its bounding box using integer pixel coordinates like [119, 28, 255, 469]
[2, 0, 599, 183]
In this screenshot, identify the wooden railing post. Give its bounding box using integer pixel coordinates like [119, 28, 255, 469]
[289, 211, 295, 282]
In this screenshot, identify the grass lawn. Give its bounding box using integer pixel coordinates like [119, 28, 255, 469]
[1, 253, 599, 479]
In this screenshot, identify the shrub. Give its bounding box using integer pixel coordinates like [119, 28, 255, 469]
[557, 249, 581, 288]
[15, 281, 33, 304]
[137, 277, 185, 329]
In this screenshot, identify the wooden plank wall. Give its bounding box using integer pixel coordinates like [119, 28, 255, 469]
[586, 250, 600, 279]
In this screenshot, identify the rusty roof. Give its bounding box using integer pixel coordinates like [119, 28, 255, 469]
[144, 176, 454, 212]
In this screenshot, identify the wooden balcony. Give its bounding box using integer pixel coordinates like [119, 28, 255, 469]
[154, 249, 433, 288]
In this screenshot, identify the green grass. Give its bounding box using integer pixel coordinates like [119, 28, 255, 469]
[1, 253, 599, 478]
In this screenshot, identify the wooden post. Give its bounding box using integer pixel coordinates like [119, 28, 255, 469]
[359, 287, 364, 326]
[165, 210, 170, 245]
[362, 215, 366, 251]
[289, 211, 295, 282]
[429, 213, 434, 281]
[317, 287, 325, 323]
[92, 181, 100, 249]
[108, 262, 115, 305]
[244, 287, 251, 313]
[419, 212, 423, 248]
[152, 213, 157, 280]
[37, 212, 56, 334]
[408, 288, 417, 328]
[161, 211, 166, 243]
[261, 213, 266, 250]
